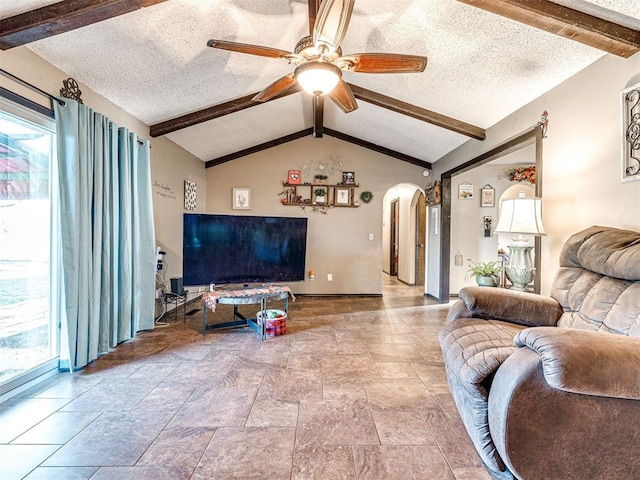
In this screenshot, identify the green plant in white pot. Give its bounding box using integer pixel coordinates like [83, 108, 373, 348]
[467, 259, 502, 287]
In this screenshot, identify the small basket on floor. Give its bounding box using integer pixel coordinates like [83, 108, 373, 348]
[255, 309, 287, 337]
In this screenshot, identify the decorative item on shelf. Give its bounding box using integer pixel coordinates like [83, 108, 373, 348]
[500, 165, 536, 184]
[314, 174, 328, 183]
[467, 259, 502, 287]
[184, 180, 197, 210]
[288, 169, 301, 184]
[342, 171, 355, 185]
[425, 181, 441, 206]
[483, 216, 492, 237]
[335, 187, 351, 205]
[232, 187, 251, 210]
[278, 184, 296, 204]
[538, 110, 549, 138]
[314, 187, 327, 204]
[622, 82, 639, 182]
[458, 182, 473, 199]
[495, 197, 546, 290]
[480, 184, 495, 207]
[359, 191, 373, 204]
[60, 77, 83, 103]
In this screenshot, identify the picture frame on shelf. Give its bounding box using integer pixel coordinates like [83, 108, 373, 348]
[480, 185, 495, 207]
[342, 171, 355, 185]
[458, 182, 473, 199]
[288, 169, 301, 184]
[232, 187, 251, 210]
[335, 187, 350, 205]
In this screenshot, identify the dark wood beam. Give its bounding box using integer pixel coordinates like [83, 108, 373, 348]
[205, 129, 313, 168]
[205, 128, 432, 169]
[313, 95, 324, 138]
[308, 0, 320, 35]
[150, 86, 300, 137]
[456, 0, 640, 58]
[324, 128, 432, 169]
[347, 83, 486, 141]
[0, 0, 168, 50]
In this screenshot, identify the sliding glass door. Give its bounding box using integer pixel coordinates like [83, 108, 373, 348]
[0, 104, 59, 395]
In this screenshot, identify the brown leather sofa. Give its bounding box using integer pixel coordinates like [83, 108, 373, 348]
[439, 226, 640, 479]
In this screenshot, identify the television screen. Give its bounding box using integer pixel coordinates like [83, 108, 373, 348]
[182, 213, 308, 286]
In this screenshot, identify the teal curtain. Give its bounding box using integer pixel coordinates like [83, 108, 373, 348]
[54, 99, 155, 370]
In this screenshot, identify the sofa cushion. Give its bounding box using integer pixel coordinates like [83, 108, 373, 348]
[551, 226, 640, 338]
[439, 318, 526, 473]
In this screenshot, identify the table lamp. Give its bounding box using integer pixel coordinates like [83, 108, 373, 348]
[494, 197, 546, 290]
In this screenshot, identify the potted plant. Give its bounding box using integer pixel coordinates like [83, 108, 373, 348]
[467, 259, 502, 287]
[314, 174, 328, 183]
[314, 188, 327, 204]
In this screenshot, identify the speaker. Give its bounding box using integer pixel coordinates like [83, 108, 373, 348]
[170, 277, 184, 295]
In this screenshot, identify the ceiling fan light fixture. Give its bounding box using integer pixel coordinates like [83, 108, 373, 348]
[294, 62, 342, 96]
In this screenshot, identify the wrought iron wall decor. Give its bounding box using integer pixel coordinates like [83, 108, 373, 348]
[622, 82, 640, 182]
[60, 77, 83, 103]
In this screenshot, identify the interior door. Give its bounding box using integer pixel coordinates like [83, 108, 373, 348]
[390, 199, 399, 276]
[415, 193, 426, 286]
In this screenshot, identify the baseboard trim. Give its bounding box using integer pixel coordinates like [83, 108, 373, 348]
[294, 293, 383, 298]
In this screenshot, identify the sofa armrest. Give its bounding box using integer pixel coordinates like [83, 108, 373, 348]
[449, 286, 563, 327]
[515, 327, 640, 400]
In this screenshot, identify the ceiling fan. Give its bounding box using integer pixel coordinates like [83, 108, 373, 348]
[206, 0, 427, 119]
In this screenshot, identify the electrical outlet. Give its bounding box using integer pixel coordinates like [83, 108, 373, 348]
[369, 233, 374, 240]
[327, 273, 333, 281]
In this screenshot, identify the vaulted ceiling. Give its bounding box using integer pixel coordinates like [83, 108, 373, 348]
[2, 0, 639, 168]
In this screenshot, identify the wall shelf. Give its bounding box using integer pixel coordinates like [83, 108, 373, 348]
[280, 182, 360, 208]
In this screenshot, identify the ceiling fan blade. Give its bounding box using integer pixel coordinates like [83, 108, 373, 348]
[207, 39, 293, 59]
[329, 79, 358, 113]
[339, 53, 427, 73]
[252, 74, 298, 102]
[313, 0, 355, 54]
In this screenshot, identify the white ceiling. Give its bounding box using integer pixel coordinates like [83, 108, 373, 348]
[4, 0, 640, 164]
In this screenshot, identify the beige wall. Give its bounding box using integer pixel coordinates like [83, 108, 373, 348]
[433, 52, 640, 295]
[206, 135, 427, 295]
[1, 47, 206, 288]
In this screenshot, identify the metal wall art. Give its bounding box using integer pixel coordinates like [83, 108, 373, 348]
[622, 82, 640, 182]
[60, 77, 83, 103]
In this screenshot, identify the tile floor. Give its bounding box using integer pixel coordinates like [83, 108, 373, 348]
[0, 276, 492, 479]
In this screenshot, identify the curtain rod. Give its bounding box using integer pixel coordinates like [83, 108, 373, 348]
[0, 68, 65, 106]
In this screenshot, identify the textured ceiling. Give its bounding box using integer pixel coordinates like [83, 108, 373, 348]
[4, 0, 640, 164]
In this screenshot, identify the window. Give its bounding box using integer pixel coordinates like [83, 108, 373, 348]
[0, 101, 59, 396]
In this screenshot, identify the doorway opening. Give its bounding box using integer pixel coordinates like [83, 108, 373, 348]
[382, 184, 426, 288]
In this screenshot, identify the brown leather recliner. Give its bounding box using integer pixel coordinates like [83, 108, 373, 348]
[439, 226, 640, 479]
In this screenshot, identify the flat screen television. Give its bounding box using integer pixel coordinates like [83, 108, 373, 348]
[182, 213, 308, 286]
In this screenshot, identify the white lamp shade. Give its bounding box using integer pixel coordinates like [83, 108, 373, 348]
[294, 62, 342, 96]
[495, 197, 546, 236]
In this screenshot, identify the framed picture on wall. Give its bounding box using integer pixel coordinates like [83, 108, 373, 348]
[335, 188, 350, 205]
[458, 182, 473, 199]
[232, 187, 251, 210]
[481, 185, 495, 207]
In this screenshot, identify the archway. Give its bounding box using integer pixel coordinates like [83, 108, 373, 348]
[382, 183, 426, 286]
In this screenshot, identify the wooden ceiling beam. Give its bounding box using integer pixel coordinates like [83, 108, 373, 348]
[308, 0, 320, 35]
[205, 128, 432, 170]
[347, 83, 486, 141]
[150, 86, 301, 137]
[324, 129, 432, 169]
[456, 0, 640, 58]
[313, 95, 324, 138]
[0, 0, 169, 50]
[205, 129, 313, 168]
